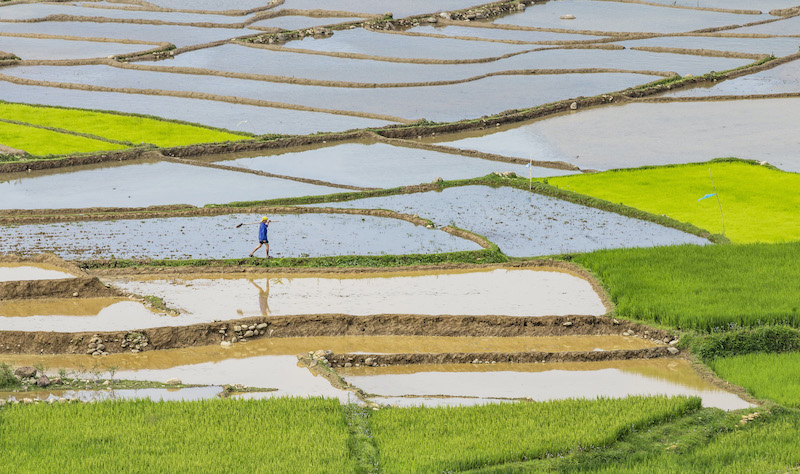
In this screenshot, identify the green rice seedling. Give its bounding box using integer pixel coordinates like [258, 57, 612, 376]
[0, 397, 356, 473]
[0, 102, 247, 149]
[370, 396, 699, 472]
[0, 121, 127, 156]
[545, 160, 800, 243]
[710, 352, 800, 407]
[572, 242, 800, 330]
[691, 326, 800, 360]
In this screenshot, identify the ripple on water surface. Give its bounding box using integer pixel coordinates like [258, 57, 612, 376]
[311, 186, 709, 256]
[0, 213, 479, 260]
[341, 358, 753, 410]
[112, 268, 607, 323]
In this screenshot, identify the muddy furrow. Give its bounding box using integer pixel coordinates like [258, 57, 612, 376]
[0, 314, 670, 355]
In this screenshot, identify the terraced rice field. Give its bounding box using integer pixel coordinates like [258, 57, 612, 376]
[2, 0, 799, 471]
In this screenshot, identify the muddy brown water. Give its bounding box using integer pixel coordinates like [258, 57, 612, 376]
[0, 159, 341, 210]
[0, 263, 76, 282]
[111, 268, 607, 324]
[494, 0, 769, 33]
[0, 298, 166, 332]
[0, 82, 396, 135]
[432, 99, 800, 172]
[341, 358, 753, 410]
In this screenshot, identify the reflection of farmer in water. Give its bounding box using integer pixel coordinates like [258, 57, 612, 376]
[249, 278, 271, 316]
[245, 216, 272, 258]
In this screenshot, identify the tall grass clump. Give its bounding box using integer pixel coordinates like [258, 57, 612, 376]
[691, 326, 800, 360]
[370, 396, 699, 472]
[710, 353, 800, 407]
[572, 242, 800, 330]
[0, 362, 19, 389]
[546, 160, 800, 243]
[0, 397, 356, 473]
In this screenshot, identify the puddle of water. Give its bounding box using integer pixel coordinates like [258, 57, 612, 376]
[112, 268, 606, 322]
[494, 0, 769, 33]
[406, 24, 605, 43]
[0, 263, 75, 282]
[289, 28, 534, 60]
[0, 212, 479, 260]
[0, 82, 395, 134]
[340, 358, 754, 410]
[249, 16, 364, 30]
[731, 14, 800, 35]
[0, 36, 150, 60]
[0, 335, 659, 373]
[277, 0, 484, 18]
[0, 3, 249, 24]
[619, 35, 800, 58]
[666, 57, 800, 97]
[0, 299, 173, 332]
[433, 99, 800, 172]
[2, 63, 654, 122]
[0, 159, 339, 210]
[0, 386, 223, 402]
[0, 21, 251, 48]
[311, 185, 709, 257]
[209, 142, 573, 189]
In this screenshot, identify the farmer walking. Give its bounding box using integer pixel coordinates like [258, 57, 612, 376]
[246, 216, 272, 258]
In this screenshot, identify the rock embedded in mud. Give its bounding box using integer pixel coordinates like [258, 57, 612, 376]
[562, 321, 573, 327]
[256, 323, 267, 330]
[667, 347, 680, 355]
[560, 14, 576, 19]
[220, 341, 232, 348]
[14, 366, 36, 379]
[244, 330, 254, 338]
[37, 375, 50, 388]
[165, 378, 182, 385]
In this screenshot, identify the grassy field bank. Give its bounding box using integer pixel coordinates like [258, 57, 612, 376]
[710, 352, 800, 407]
[571, 242, 800, 330]
[370, 396, 699, 472]
[0, 102, 247, 155]
[546, 160, 800, 243]
[0, 398, 356, 472]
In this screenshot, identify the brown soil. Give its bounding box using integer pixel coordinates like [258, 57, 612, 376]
[328, 346, 674, 367]
[0, 144, 27, 156]
[0, 253, 87, 276]
[0, 277, 121, 300]
[0, 313, 670, 355]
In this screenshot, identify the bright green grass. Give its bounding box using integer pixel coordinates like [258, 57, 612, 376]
[0, 121, 127, 155]
[589, 411, 800, 473]
[546, 161, 800, 243]
[711, 352, 800, 407]
[572, 242, 800, 330]
[0, 398, 356, 473]
[370, 396, 700, 472]
[0, 102, 247, 149]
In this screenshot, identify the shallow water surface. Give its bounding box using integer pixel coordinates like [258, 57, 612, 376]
[0, 299, 170, 332]
[666, 58, 800, 97]
[277, 0, 484, 18]
[618, 35, 800, 58]
[0, 36, 149, 60]
[249, 15, 364, 30]
[112, 268, 606, 322]
[0, 212, 478, 260]
[0, 159, 339, 210]
[435, 99, 800, 172]
[0, 263, 75, 282]
[342, 358, 753, 410]
[0, 386, 224, 402]
[312, 185, 709, 256]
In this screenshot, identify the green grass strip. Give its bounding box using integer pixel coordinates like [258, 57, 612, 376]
[0, 121, 128, 155]
[0, 397, 356, 472]
[710, 353, 800, 407]
[546, 160, 800, 243]
[0, 102, 247, 149]
[571, 242, 800, 331]
[369, 396, 699, 472]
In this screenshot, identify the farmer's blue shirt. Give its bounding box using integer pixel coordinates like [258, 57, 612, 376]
[258, 222, 268, 241]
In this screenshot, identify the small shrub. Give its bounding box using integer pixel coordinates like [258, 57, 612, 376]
[695, 326, 800, 361]
[0, 362, 19, 389]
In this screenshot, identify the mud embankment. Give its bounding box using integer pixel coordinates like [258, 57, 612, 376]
[0, 277, 121, 300]
[0, 314, 672, 355]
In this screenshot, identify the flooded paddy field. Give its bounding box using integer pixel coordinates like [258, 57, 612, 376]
[641, 0, 798, 9]
[0, 263, 76, 282]
[111, 268, 607, 322]
[667, 58, 800, 97]
[618, 35, 800, 58]
[0, 298, 171, 332]
[249, 16, 365, 30]
[134, 0, 275, 11]
[205, 142, 570, 189]
[276, 0, 484, 18]
[0, 3, 251, 24]
[0, 82, 396, 134]
[0, 212, 479, 260]
[494, 0, 769, 33]
[432, 99, 800, 172]
[341, 358, 753, 410]
[0, 159, 340, 210]
[404, 25, 604, 43]
[312, 186, 709, 256]
[0, 36, 152, 61]
[0, 64, 654, 123]
[731, 14, 800, 35]
[0, 386, 226, 403]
